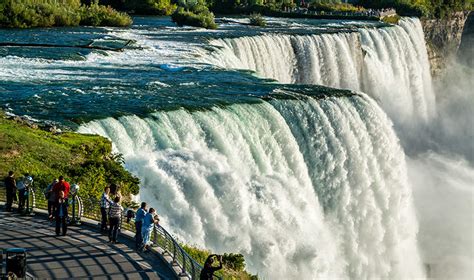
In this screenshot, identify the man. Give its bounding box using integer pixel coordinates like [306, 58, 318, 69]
[52, 176, 70, 202]
[134, 202, 147, 249]
[44, 179, 58, 223]
[200, 254, 223, 280]
[108, 196, 123, 244]
[100, 186, 112, 232]
[55, 191, 68, 236]
[4, 171, 16, 212]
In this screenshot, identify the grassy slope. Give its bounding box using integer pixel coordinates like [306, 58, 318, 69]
[0, 113, 139, 202]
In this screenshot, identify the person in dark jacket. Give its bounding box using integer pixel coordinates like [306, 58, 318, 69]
[200, 254, 223, 280]
[55, 191, 68, 236]
[4, 171, 16, 212]
[134, 202, 147, 249]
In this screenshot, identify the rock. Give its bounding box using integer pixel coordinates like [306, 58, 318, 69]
[422, 12, 470, 76]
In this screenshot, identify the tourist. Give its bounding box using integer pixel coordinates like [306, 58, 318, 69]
[108, 196, 123, 244]
[55, 190, 68, 236]
[134, 202, 147, 249]
[52, 176, 70, 202]
[200, 254, 223, 280]
[4, 171, 16, 212]
[141, 208, 159, 251]
[44, 178, 58, 223]
[100, 186, 112, 232]
[15, 176, 28, 212]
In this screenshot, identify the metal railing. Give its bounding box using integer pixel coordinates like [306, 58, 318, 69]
[0, 185, 205, 279]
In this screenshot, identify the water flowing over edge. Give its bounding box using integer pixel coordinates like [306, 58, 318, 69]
[204, 18, 435, 130]
[78, 93, 424, 279]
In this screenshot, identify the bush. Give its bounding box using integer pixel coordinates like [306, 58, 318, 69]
[80, 1, 132, 27]
[124, 0, 177, 15]
[309, 1, 365, 13]
[171, 2, 217, 29]
[0, 0, 132, 28]
[249, 13, 266, 27]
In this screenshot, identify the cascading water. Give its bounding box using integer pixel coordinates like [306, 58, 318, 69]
[206, 18, 435, 126]
[78, 93, 424, 279]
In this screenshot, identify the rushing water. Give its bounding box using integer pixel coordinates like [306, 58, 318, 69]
[1, 16, 472, 279]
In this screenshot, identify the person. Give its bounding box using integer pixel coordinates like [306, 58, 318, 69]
[4, 171, 16, 212]
[134, 202, 147, 249]
[55, 191, 68, 236]
[52, 176, 70, 203]
[108, 196, 123, 244]
[200, 254, 223, 280]
[44, 179, 58, 222]
[141, 208, 159, 251]
[100, 186, 112, 232]
[16, 177, 27, 212]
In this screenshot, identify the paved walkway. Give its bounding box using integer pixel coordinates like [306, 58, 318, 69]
[0, 210, 176, 279]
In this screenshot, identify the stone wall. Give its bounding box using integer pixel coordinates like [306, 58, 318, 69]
[421, 12, 470, 76]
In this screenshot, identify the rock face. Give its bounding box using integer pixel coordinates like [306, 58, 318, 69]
[421, 12, 470, 76]
[458, 11, 474, 67]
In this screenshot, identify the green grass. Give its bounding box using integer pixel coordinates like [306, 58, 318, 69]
[0, 112, 139, 203]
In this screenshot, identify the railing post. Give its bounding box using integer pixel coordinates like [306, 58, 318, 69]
[172, 240, 177, 262]
[153, 225, 158, 246]
[181, 247, 186, 275]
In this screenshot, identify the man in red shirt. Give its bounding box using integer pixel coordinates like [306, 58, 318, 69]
[52, 176, 70, 201]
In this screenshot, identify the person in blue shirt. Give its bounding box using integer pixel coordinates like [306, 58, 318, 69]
[134, 202, 147, 249]
[141, 208, 159, 251]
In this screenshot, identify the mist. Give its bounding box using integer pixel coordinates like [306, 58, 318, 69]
[408, 58, 474, 279]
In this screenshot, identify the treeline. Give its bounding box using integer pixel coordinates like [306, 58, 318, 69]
[357, 0, 473, 18]
[0, 0, 132, 28]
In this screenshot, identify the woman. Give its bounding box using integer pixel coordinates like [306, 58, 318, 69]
[55, 191, 68, 236]
[141, 208, 159, 251]
[108, 196, 123, 244]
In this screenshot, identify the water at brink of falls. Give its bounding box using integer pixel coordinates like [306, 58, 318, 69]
[1, 16, 472, 279]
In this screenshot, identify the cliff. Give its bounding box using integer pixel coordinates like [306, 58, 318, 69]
[421, 12, 470, 76]
[457, 11, 474, 67]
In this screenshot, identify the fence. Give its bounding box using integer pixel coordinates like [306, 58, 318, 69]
[0, 184, 205, 280]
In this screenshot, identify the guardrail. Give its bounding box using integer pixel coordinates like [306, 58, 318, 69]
[0, 184, 205, 280]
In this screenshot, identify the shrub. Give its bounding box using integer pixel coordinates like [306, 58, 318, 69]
[249, 13, 266, 27]
[0, 0, 132, 28]
[171, 2, 217, 29]
[123, 0, 177, 15]
[80, 1, 132, 27]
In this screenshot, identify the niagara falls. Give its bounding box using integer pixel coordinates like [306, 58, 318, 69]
[0, 1, 472, 279]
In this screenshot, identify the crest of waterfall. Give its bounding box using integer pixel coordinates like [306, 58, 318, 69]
[78, 93, 424, 279]
[205, 18, 435, 126]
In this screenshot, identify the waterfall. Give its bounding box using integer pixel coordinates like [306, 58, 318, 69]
[78, 93, 424, 279]
[205, 18, 435, 126]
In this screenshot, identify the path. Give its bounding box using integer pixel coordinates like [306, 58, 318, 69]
[0, 210, 177, 279]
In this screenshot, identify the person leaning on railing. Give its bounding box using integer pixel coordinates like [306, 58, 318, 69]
[134, 202, 147, 250]
[140, 208, 159, 252]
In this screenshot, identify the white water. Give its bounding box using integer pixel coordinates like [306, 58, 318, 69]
[206, 18, 435, 127]
[79, 94, 425, 279]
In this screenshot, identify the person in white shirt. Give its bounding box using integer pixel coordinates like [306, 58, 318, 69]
[100, 186, 112, 232]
